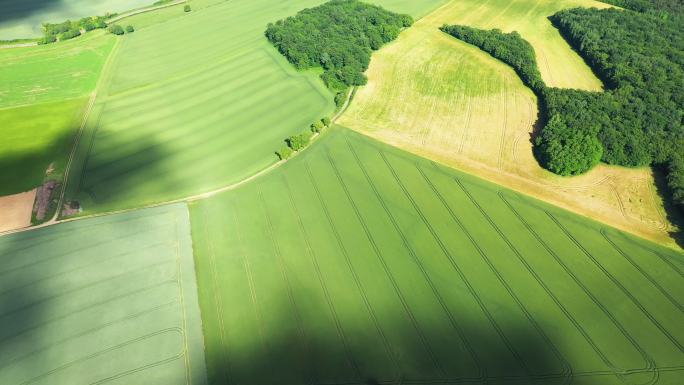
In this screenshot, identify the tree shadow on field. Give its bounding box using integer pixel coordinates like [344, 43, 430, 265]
[653, 166, 684, 248]
[0, 0, 64, 23]
[200, 278, 646, 385]
[0, 129, 75, 197]
[63, 120, 192, 215]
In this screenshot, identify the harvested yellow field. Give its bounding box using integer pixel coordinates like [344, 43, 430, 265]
[339, 0, 678, 247]
[0, 189, 36, 232]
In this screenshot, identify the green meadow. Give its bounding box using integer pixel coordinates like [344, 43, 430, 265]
[0, 204, 206, 384]
[191, 127, 684, 385]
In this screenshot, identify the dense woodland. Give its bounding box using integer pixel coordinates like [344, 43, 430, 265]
[442, 2, 684, 214]
[265, 0, 412, 105]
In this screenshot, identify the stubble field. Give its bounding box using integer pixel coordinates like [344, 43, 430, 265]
[339, 0, 677, 246]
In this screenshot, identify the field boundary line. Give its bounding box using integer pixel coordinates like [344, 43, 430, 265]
[449, 176, 576, 381]
[53, 36, 123, 223]
[601, 229, 684, 313]
[282, 174, 363, 381]
[230, 202, 274, 365]
[546, 212, 684, 354]
[326, 150, 450, 382]
[498, 191, 656, 380]
[172, 214, 191, 385]
[612, 232, 684, 279]
[304, 161, 402, 380]
[337, 147, 487, 381]
[258, 190, 318, 385]
[200, 208, 233, 384]
[106, 0, 187, 24]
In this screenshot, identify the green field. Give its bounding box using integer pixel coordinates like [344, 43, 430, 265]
[0, 0, 151, 39]
[63, 0, 335, 214]
[0, 32, 115, 196]
[0, 98, 87, 195]
[0, 32, 115, 108]
[191, 127, 684, 385]
[0, 204, 207, 384]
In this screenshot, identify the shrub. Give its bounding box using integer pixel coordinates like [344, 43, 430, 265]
[276, 146, 294, 160]
[108, 24, 125, 35]
[184, 5, 192, 12]
[126, 25, 135, 33]
[287, 131, 314, 151]
[322, 117, 331, 127]
[311, 120, 325, 133]
[59, 28, 81, 40]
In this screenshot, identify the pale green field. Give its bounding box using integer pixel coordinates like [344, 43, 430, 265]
[0, 0, 152, 39]
[191, 127, 684, 385]
[0, 204, 207, 384]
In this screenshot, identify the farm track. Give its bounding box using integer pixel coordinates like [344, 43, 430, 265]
[282, 175, 363, 382]
[327, 152, 449, 380]
[497, 192, 657, 380]
[546, 212, 684, 354]
[201, 210, 233, 385]
[600, 229, 684, 314]
[259, 190, 318, 385]
[346, 139, 526, 379]
[357, 154, 488, 381]
[304, 162, 402, 379]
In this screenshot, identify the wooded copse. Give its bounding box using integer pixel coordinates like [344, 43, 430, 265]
[265, 0, 412, 96]
[442, 10, 684, 214]
[41, 16, 109, 44]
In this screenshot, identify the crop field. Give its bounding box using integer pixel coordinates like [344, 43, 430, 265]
[191, 127, 684, 385]
[339, 0, 676, 246]
[62, 0, 338, 214]
[0, 32, 115, 108]
[0, 0, 152, 40]
[0, 98, 88, 196]
[0, 204, 207, 384]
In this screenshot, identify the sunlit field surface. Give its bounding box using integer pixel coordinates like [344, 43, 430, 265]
[191, 127, 684, 385]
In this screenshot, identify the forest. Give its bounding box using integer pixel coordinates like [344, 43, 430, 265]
[265, 0, 412, 102]
[442, 1, 684, 214]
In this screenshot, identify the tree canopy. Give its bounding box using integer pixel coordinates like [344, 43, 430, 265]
[265, 0, 412, 91]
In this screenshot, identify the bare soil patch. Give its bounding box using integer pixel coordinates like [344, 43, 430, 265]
[0, 189, 36, 232]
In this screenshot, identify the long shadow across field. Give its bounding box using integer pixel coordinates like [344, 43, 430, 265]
[653, 167, 684, 249]
[202, 280, 616, 385]
[0, 129, 75, 197]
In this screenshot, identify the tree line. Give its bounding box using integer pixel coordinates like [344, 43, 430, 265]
[265, 0, 412, 105]
[441, 8, 684, 214]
